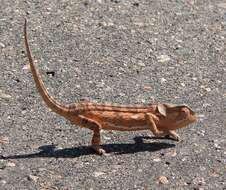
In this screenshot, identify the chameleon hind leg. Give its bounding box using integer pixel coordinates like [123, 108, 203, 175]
[91, 126, 106, 155]
[79, 116, 105, 155]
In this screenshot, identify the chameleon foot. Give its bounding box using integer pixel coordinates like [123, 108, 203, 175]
[92, 145, 106, 155]
[165, 131, 180, 141]
[171, 134, 180, 141]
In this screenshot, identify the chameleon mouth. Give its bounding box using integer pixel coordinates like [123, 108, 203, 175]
[175, 116, 197, 127]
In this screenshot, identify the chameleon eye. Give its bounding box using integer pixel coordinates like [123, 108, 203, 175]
[179, 107, 190, 119]
[181, 107, 189, 114]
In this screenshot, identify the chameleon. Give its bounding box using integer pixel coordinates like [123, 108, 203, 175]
[24, 19, 197, 155]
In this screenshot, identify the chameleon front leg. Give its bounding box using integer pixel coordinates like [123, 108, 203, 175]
[79, 116, 106, 155]
[146, 113, 168, 137]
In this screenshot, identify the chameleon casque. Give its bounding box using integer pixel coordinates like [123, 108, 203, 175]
[24, 19, 197, 155]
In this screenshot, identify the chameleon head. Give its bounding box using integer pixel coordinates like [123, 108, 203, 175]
[157, 103, 197, 130]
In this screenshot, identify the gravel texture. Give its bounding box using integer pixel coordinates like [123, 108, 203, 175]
[0, 0, 226, 189]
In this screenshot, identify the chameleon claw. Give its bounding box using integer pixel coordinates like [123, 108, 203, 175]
[92, 145, 106, 155]
[164, 130, 180, 141]
[164, 134, 180, 141]
[171, 135, 180, 141]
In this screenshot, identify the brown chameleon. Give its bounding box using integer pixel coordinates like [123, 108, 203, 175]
[24, 19, 197, 155]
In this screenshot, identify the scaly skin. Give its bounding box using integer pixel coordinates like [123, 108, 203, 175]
[24, 19, 197, 155]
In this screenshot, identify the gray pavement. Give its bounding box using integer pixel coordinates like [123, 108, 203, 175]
[0, 0, 225, 189]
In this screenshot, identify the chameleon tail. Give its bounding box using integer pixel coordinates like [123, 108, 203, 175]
[24, 18, 69, 115]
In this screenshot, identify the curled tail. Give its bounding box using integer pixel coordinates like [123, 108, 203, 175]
[24, 19, 69, 115]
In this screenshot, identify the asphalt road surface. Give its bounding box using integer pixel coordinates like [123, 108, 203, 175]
[0, 0, 225, 189]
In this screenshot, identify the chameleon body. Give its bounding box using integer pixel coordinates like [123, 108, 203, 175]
[24, 19, 197, 154]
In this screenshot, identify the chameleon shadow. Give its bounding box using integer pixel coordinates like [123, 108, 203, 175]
[1, 136, 175, 159]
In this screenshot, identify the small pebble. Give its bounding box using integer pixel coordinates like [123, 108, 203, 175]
[134, 21, 145, 27]
[0, 180, 6, 184]
[103, 136, 111, 140]
[160, 78, 167, 83]
[217, 3, 226, 9]
[27, 175, 39, 182]
[46, 7, 52, 11]
[197, 114, 205, 122]
[93, 171, 105, 177]
[112, 164, 122, 170]
[0, 90, 11, 99]
[197, 130, 205, 136]
[181, 82, 186, 87]
[166, 149, 177, 157]
[158, 175, 169, 184]
[193, 177, 205, 186]
[153, 157, 161, 162]
[209, 171, 220, 177]
[157, 55, 171, 63]
[6, 162, 16, 167]
[143, 86, 152, 91]
[205, 87, 211, 92]
[0, 136, 9, 144]
[0, 42, 5, 48]
[22, 64, 30, 70]
[137, 61, 145, 67]
[213, 140, 221, 150]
